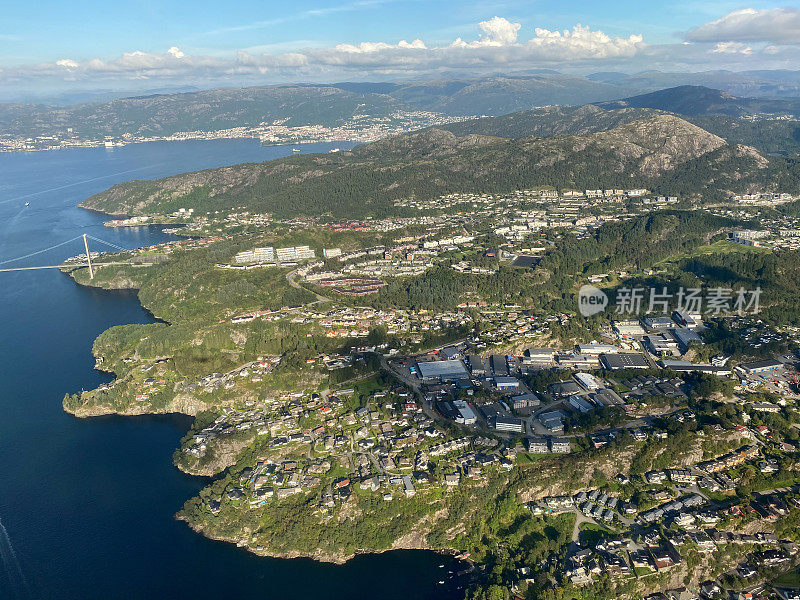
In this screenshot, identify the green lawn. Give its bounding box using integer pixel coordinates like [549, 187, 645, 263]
[516, 452, 547, 464]
[579, 521, 614, 547]
[773, 570, 800, 589]
[654, 239, 770, 270]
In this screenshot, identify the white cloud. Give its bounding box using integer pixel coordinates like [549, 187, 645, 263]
[686, 7, 800, 45]
[527, 25, 643, 59]
[450, 16, 521, 47]
[5, 17, 645, 85]
[398, 39, 426, 50]
[11, 11, 800, 90]
[481, 15, 522, 46]
[711, 41, 753, 55]
[331, 39, 426, 54]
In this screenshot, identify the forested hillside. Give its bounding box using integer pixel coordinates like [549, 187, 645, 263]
[0, 86, 404, 139]
[435, 105, 656, 139]
[81, 113, 800, 219]
[436, 97, 800, 157]
[596, 85, 800, 117]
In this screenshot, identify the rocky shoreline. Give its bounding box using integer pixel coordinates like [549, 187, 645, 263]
[176, 513, 458, 565]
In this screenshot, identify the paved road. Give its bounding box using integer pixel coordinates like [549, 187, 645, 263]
[638, 340, 659, 369]
[378, 350, 510, 439]
[570, 509, 595, 542]
[379, 354, 441, 425]
[286, 267, 329, 303]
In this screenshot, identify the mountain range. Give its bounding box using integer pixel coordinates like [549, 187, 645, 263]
[4, 71, 800, 141]
[437, 86, 800, 156]
[596, 85, 800, 117]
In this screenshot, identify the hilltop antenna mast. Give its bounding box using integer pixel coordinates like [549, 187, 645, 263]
[82, 234, 95, 279]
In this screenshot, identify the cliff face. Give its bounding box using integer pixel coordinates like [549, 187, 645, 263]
[63, 391, 214, 418]
[587, 115, 727, 177]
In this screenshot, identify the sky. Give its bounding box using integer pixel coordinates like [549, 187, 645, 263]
[1, 0, 799, 97]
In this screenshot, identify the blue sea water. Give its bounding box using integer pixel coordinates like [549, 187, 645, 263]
[0, 139, 460, 599]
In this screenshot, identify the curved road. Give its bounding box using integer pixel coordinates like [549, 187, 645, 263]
[286, 267, 330, 304]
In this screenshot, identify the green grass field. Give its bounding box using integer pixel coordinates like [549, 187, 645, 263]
[773, 570, 800, 589]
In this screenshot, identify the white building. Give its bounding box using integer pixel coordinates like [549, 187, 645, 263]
[613, 321, 646, 338]
[235, 246, 275, 264]
[576, 343, 619, 355]
[574, 372, 602, 391]
[276, 245, 316, 264]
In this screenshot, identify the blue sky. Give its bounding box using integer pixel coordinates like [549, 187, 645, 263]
[1, 1, 799, 94]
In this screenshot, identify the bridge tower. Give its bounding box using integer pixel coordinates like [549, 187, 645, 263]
[82, 234, 95, 279]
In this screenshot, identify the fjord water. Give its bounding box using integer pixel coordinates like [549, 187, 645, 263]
[0, 139, 456, 600]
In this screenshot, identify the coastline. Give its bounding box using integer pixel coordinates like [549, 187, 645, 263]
[176, 512, 459, 566]
[58, 238, 469, 571]
[0, 133, 361, 155]
[1, 139, 472, 599]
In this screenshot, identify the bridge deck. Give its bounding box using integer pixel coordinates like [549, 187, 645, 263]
[0, 261, 135, 273]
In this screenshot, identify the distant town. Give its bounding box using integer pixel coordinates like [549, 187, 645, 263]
[0, 110, 475, 152]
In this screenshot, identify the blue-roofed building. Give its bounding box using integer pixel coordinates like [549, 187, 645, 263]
[416, 359, 469, 382]
[568, 395, 594, 413]
[671, 327, 702, 352]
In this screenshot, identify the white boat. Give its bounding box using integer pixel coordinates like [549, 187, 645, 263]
[25, 202, 30, 206]
[292, 148, 301, 153]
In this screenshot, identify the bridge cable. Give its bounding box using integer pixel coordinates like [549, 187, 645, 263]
[85, 235, 128, 252]
[0, 236, 85, 266]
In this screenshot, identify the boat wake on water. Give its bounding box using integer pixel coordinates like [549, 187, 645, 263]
[0, 163, 162, 206]
[0, 517, 32, 600]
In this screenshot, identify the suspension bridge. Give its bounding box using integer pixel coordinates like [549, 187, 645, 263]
[0, 234, 135, 279]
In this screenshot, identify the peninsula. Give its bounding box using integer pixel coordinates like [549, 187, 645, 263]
[62, 97, 800, 600]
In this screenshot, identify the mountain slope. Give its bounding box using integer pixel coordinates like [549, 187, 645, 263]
[434, 95, 800, 157]
[596, 85, 800, 117]
[0, 85, 405, 139]
[435, 105, 657, 139]
[686, 115, 800, 156]
[385, 74, 636, 116]
[81, 113, 799, 220]
[587, 115, 726, 176]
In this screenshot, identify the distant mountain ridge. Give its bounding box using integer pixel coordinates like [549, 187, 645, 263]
[5, 71, 800, 142]
[377, 74, 634, 115]
[434, 105, 657, 139]
[0, 75, 638, 140]
[587, 70, 800, 99]
[595, 85, 800, 117]
[434, 86, 800, 156]
[0, 85, 404, 139]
